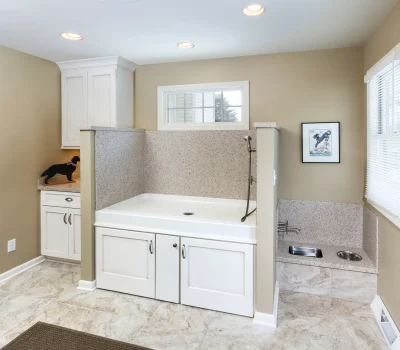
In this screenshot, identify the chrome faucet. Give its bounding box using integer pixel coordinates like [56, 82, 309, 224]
[278, 221, 301, 234]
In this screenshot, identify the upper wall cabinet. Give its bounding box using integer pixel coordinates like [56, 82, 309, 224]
[57, 57, 137, 149]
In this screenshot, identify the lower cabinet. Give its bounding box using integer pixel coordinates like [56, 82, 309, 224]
[95, 227, 254, 317]
[41, 206, 81, 261]
[96, 227, 156, 298]
[181, 237, 254, 317]
[41, 191, 81, 261]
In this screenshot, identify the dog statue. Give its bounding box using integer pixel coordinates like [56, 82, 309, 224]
[41, 156, 80, 184]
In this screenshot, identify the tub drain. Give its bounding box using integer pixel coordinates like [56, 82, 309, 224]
[183, 212, 194, 216]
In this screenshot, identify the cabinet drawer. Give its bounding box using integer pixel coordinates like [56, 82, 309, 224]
[41, 191, 81, 208]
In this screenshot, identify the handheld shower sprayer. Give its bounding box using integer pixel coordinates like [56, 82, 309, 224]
[243, 136, 256, 153]
[241, 135, 257, 222]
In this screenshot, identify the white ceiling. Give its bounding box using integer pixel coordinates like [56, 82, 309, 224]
[0, 0, 398, 65]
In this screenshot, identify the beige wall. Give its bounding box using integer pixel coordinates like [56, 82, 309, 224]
[256, 128, 279, 315]
[135, 47, 365, 204]
[80, 131, 96, 282]
[0, 46, 78, 274]
[364, 1, 400, 328]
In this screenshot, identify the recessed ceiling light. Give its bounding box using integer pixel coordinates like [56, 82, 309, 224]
[61, 32, 83, 41]
[243, 4, 265, 16]
[177, 42, 194, 49]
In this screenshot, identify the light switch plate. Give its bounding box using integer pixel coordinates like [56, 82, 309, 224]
[7, 239, 16, 253]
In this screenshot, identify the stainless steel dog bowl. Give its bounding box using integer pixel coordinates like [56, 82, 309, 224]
[289, 246, 323, 258]
[337, 251, 362, 261]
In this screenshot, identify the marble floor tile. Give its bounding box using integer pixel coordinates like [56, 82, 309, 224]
[271, 315, 342, 350]
[335, 317, 387, 350]
[0, 260, 388, 350]
[0, 293, 54, 337]
[279, 291, 374, 321]
[0, 261, 79, 298]
[58, 287, 163, 319]
[134, 303, 215, 350]
[330, 269, 377, 303]
[199, 312, 275, 350]
[279, 263, 331, 296]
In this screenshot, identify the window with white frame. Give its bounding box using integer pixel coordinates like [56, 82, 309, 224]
[157, 81, 249, 130]
[365, 43, 400, 223]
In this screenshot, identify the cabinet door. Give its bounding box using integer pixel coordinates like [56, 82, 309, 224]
[88, 67, 116, 127]
[41, 206, 69, 259]
[156, 234, 180, 303]
[68, 208, 81, 261]
[181, 238, 254, 317]
[61, 69, 88, 148]
[96, 227, 155, 298]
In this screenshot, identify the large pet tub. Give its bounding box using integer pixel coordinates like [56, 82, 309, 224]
[95, 194, 256, 244]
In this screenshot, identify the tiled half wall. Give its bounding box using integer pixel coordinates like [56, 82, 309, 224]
[277, 262, 377, 303]
[278, 200, 378, 264]
[144, 130, 256, 201]
[95, 129, 145, 210]
[95, 129, 256, 210]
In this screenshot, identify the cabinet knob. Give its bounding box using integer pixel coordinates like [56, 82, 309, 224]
[173, 243, 178, 248]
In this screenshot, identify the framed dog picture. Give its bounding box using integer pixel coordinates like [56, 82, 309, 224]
[301, 122, 340, 163]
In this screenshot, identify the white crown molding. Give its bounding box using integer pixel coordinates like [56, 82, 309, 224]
[253, 281, 279, 328]
[57, 56, 138, 72]
[0, 256, 46, 284]
[77, 280, 97, 292]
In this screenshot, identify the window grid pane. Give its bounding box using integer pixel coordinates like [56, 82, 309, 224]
[166, 89, 242, 124]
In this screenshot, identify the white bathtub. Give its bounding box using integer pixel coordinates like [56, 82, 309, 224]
[95, 193, 256, 244]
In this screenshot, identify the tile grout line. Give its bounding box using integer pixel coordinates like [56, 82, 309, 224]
[132, 302, 165, 341]
[197, 311, 217, 350]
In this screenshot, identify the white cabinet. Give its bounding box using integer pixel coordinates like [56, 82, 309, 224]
[68, 208, 82, 261]
[40, 191, 81, 261]
[96, 227, 156, 298]
[95, 227, 255, 317]
[41, 206, 70, 259]
[181, 237, 254, 317]
[57, 57, 137, 149]
[156, 234, 180, 303]
[87, 67, 116, 127]
[61, 69, 88, 148]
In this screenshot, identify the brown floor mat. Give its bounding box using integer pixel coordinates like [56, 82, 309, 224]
[2, 322, 152, 350]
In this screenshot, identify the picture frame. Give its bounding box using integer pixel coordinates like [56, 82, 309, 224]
[301, 122, 340, 163]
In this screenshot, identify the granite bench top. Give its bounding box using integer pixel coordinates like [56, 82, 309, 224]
[38, 177, 80, 193]
[277, 239, 377, 274]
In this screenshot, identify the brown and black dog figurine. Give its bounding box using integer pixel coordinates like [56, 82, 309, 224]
[41, 156, 80, 184]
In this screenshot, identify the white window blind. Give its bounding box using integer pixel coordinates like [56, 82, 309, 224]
[366, 45, 400, 220]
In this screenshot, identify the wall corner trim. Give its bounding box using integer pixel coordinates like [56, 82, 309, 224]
[371, 295, 400, 349]
[253, 282, 279, 328]
[0, 256, 46, 284]
[77, 280, 97, 292]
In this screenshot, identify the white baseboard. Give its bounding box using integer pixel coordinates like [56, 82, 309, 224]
[77, 280, 97, 292]
[0, 256, 46, 284]
[253, 281, 279, 328]
[371, 296, 400, 349]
